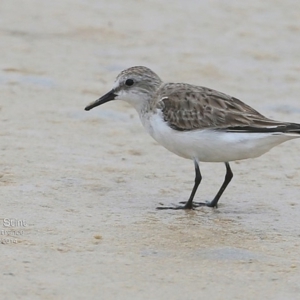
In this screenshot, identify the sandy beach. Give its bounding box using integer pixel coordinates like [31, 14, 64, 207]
[1, 0, 300, 299]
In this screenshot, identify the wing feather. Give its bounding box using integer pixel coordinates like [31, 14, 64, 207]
[156, 83, 286, 132]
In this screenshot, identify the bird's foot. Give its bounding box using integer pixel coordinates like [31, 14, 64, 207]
[179, 201, 218, 208]
[156, 202, 195, 210]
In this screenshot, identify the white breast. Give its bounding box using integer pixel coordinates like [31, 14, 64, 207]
[140, 110, 298, 162]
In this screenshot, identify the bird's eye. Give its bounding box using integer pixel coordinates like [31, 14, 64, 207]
[125, 79, 134, 86]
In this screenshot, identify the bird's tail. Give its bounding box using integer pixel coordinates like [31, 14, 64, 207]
[284, 123, 300, 135]
[224, 122, 300, 134]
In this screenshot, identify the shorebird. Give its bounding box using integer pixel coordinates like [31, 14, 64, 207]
[85, 66, 300, 210]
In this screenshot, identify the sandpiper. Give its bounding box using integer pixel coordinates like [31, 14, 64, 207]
[85, 66, 300, 210]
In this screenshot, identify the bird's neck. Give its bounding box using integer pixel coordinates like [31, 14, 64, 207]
[126, 92, 154, 117]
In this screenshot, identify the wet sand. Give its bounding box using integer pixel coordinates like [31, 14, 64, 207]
[1, 0, 300, 299]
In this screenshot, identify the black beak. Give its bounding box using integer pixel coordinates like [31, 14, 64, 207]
[85, 90, 117, 111]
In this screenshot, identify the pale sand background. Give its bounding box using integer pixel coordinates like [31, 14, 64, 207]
[1, 0, 300, 299]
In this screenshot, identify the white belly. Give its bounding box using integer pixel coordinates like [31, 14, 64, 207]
[141, 112, 298, 162]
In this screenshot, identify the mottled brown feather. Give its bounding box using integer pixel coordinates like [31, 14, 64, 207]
[155, 83, 284, 131]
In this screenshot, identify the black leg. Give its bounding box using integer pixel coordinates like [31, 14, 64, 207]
[194, 162, 233, 208]
[156, 159, 202, 210]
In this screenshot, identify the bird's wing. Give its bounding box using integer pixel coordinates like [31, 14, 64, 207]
[156, 83, 286, 132]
